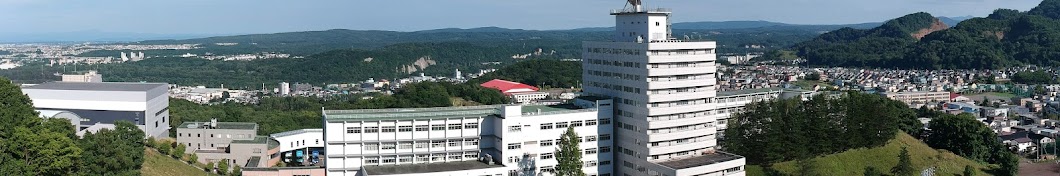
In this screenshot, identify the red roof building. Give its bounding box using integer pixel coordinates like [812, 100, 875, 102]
[479, 79, 539, 95]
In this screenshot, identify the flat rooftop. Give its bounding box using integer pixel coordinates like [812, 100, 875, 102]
[717, 88, 784, 97]
[656, 152, 744, 169]
[24, 82, 166, 92]
[232, 136, 269, 144]
[363, 161, 504, 175]
[521, 104, 586, 114]
[324, 105, 500, 121]
[178, 122, 258, 130]
[271, 128, 323, 139]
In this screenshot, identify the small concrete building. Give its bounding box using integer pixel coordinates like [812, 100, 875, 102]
[176, 120, 277, 168]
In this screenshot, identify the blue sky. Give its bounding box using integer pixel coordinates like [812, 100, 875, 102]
[0, 0, 1044, 34]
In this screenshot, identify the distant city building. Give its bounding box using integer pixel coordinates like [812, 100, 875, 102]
[881, 91, 951, 107]
[120, 52, 146, 62]
[22, 82, 170, 137]
[322, 97, 614, 176]
[61, 70, 103, 83]
[280, 82, 291, 95]
[581, 1, 747, 175]
[480, 79, 548, 103]
[454, 69, 464, 80]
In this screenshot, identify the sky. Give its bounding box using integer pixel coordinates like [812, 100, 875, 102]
[0, 0, 1045, 35]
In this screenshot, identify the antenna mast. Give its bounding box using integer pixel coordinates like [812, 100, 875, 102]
[627, 0, 642, 11]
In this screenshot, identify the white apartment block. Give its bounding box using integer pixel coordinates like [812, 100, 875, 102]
[581, 2, 745, 176]
[881, 91, 951, 105]
[61, 70, 103, 82]
[511, 91, 550, 103]
[323, 97, 614, 176]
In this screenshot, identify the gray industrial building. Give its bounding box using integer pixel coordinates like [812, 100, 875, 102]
[176, 120, 277, 168]
[23, 82, 171, 138]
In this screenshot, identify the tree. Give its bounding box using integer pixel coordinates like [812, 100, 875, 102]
[218, 159, 230, 175]
[723, 92, 916, 164]
[232, 166, 242, 176]
[173, 143, 186, 159]
[147, 136, 157, 148]
[864, 166, 883, 176]
[964, 165, 976, 176]
[158, 140, 172, 156]
[205, 161, 215, 172]
[7, 127, 83, 175]
[926, 114, 1001, 162]
[555, 126, 584, 176]
[995, 151, 1019, 176]
[78, 121, 146, 175]
[891, 147, 915, 176]
[188, 153, 199, 164]
[0, 77, 83, 175]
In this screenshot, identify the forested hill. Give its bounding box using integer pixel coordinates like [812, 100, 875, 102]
[136, 29, 608, 56]
[795, 12, 946, 67]
[796, 0, 1060, 69]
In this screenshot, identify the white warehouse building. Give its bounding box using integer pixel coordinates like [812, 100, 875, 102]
[23, 82, 171, 138]
[323, 97, 615, 176]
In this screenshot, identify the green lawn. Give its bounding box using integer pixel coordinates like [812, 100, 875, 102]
[142, 149, 214, 176]
[792, 80, 829, 90]
[749, 132, 994, 176]
[984, 92, 1017, 98]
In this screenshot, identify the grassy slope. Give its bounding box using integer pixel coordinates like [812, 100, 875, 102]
[142, 148, 213, 176]
[756, 132, 993, 176]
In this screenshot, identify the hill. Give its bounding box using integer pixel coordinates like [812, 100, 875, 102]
[142, 148, 213, 176]
[574, 21, 882, 32]
[750, 132, 993, 176]
[794, 12, 946, 67]
[796, 0, 1060, 69]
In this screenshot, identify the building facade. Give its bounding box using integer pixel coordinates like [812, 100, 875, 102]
[323, 98, 614, 176]
[175, 120, 276, 168]
[581, 2, 746, 176]
[61, 70, 103, 82]
[23, 82, 170, 137]
[882, 91, 950, 106]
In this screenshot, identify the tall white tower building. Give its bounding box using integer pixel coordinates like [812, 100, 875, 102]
[582, 1, 746, 176]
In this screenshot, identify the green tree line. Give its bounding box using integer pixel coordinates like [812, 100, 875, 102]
[796, 0, 1060, 69]
[0, 77, 146, 175]
[723, 92, 921, 165]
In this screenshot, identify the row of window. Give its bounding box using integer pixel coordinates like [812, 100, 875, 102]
[346, 123, 479, 134]
[177, 133, 249, 139]
[647, 122, 714, 135]
[586, 59, 643, 68]
[649, 134, 715, 147]
[648, 73, 713, 82]
[649, 86, 712, 95]
[587, 69, 643, 81]
[507, 135, 611, 150]
[586, 48, 643, 56]
[538, 119, 610, 130]
[647, 49, 715, 56]
[363, 139, 479, 151]
[588, 81, 643, 94]
[538, 147, 608, 160]
[538, 134, 612, 147]
[647, 61, 713, 69]
[361, 151, 478, 165]
[649, 98, 709, 108]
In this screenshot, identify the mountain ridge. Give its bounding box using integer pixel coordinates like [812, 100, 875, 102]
[795, 0, 1060, 69]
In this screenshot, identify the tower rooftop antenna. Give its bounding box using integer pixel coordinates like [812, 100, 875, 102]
[627, 0, 642, 11]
